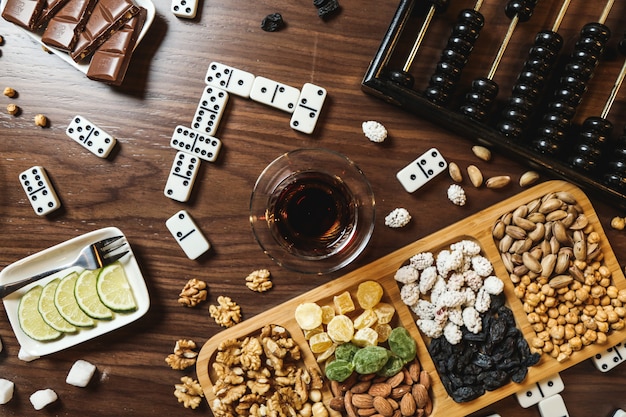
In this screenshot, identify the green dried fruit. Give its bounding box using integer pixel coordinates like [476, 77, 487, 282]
[335, 342, 360, 362]
[377, 355, 405, 377]
[352, 345, 390, 374]
[325, 359, 354, 382]
[388, 327, 416, 361]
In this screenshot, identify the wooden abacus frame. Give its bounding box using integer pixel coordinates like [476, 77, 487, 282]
[362, 0, 626, 209]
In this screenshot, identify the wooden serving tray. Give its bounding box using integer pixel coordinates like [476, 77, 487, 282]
[197, 180, 626, 416]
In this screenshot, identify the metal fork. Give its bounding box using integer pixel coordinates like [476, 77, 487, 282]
[0, 235, 129, 298]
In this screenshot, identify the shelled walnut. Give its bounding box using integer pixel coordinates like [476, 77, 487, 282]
[209, 296, 242, 328]
[174, 376, 204, 409]
[165, 339, 198, 370]
[245, 269, 272, 292]
[178, 278, 208, 307]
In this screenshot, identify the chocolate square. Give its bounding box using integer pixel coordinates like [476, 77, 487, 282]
[2, 0, 46, 30]
[70, 0, 140, 62]
[36, 0, 70, 28]
[41, 0, 98, 51]
[86, 7, 146, 85]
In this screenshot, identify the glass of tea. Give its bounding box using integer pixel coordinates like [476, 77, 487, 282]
[250, 148, 375, 274]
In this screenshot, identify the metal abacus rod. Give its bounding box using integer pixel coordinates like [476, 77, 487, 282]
[387, 0, 451, 88]
[496, 0, 571, 138]
[532, 0, 615, 156]
[422, 0, 485, 105]
[458, 0, 540, 122]
[568, 32, 626, 178]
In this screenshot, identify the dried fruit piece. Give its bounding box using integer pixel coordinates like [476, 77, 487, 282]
[353, 309, 378, 329]
[352, 345, 390, 374]
[352, 327, 379, 347]
[295, 302, 323, 330]
[333, 291, 355, 314]
[356, 281, 384, 309]
[327, 314, 354, 343]
[309, 331, 333, 353]
[373, 302, 395, 324]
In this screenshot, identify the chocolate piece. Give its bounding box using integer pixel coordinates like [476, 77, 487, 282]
[2, 0, 46, 30]
[41, 0, 97, 51]
[86, 8, 146, 85]
[70, 0, 140, 62]
[36, 0, 70, 28]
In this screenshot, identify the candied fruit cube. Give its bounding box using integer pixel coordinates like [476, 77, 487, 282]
[356, 281, 384, 309]
[333, 291, 355, 315]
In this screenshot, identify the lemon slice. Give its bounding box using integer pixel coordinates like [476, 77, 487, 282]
[96, 263, 136, 311]
[75, 270, 113, 319]
[54, 272, 95, 327]
[38, 279, 77, 333]
[18, 286, 62, 341]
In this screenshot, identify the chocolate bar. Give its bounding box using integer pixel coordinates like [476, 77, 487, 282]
[36, 0, 70, 28]
[41, 0, 97, 50]
[70, 0, 140, 62]
[86, 8, 146, 85]
[1, 0, 46, 30]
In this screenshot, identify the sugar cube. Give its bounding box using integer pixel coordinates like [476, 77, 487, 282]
[18, 346, 40, 362]
[66, 359, 97, 387]
[0, 379, 15, 405]
[29, 388, 58, 410]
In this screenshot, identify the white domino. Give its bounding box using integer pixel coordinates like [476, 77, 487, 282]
[19, 166, 61, 216]
[205, 62, 255, 98]
[171, 0, 197, 18]
[396, 148, 447, 193]
[170, 125, 222, 162]
[166, 210, 210, 259]
[66, 115, 116, 158]
[290, 83, 327, 134]
[592, 341, 626, 372]
[164, 152, 201, 202]
[538, 394, 569, 417]
[515, 373, 564, 408]
[192, 86, 229, 136]
[611, 410, 626, 417]
[250, 76, 300, 113]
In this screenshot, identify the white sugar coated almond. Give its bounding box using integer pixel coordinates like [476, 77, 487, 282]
[0, 379, 15, 405]
[362, 121, 388, 143]
[18, 347, 40, 362]
[66, 360, 97, 387]
[30, 388, 57, 410]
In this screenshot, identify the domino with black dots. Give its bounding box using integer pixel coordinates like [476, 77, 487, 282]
[19, 166, 61, 216]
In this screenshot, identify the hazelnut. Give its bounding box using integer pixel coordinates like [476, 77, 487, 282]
[3, 87, 16, 98]
[34, 114, 48, 127]
[6, 103, 19, 115]
[610, 216, 625, 230]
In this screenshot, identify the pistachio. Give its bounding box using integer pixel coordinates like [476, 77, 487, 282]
[448, 162, 463, 182]
[467, 165, 483, 187]
[549, 275, 573, 289]
[472, 145, 492, 161]
[519, 171, 540, 187]
[486, 175, 511, 189]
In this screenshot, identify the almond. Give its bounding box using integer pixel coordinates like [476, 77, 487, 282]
[408, 361, 421, 382]
[390, 384, 412, 399]
[345, 391, 359, 417]
[386, 371, 405, 388]
[368, 383, 392, 398]
[357, 408, 377, 416]
[400, 393, 417, 416]
[352, 393, 374, 409]
[351, 381, 372, 394]
[418, 371, 430, 391]
[411, 383, 429, 408]
[373, 396, 394, 417]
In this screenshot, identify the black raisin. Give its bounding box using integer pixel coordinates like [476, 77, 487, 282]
[261, 13, 285, 32]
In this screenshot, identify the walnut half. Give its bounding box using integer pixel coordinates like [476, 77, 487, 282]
[245, 269, 273, 293]
[165, 339, 198, 370]
[178, 278, 208, 307]
[209, 296, 242, 328]
[174, 376, 204, 409]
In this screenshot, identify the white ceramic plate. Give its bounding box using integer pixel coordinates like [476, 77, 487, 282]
[0, 227, 150, 356]
[0, 0, 155, 74]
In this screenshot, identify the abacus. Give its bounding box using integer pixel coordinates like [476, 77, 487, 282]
[362, 0, 626, 208]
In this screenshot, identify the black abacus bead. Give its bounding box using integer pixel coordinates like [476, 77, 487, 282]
[609, 160, 626, 175]
[535, 30, 563, 49]
[498, 120, 523, 138]
[569, 155, 596, 172]
[501, 106, 530, 126]
[460, 78, 498, 121]
[533, 137, 561, 155]
[387, 70, 414, 88]
[548, 101, 575, 119]
[580, 22, 611, 44]
[542, 112, 571, 132]
[603, 173, 626, 191]
[580, 117, 613, 143]
[505, 0, 538, 22]
[564, 59, 595, 82]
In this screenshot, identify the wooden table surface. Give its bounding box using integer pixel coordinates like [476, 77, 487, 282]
[1, 0, 626, 415]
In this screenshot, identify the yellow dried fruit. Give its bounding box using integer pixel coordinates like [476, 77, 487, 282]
[309, 331, 333, 353]
[373, 302, 395, 324]
[352, 327, 379, 347]
[356, 281, 384, 309]
[321, 305, 335, 324]
[327, 314, 354, 343]
[303, 325, 324, 340]
[333, 291, 355, 314]
[374, 323, 393, 343]
[295, 302, 323, 330]
[353, 309, 378, 329]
